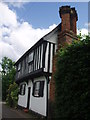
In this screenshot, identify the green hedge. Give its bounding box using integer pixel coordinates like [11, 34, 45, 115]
[54, 36, 90, 119]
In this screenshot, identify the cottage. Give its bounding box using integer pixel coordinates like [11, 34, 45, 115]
[15, 6, 78, 117]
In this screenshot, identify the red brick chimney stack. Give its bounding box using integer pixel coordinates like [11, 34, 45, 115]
[59, 6, 78, 34]
[70, 7, 78, 34]
[58, 6, 78, 49]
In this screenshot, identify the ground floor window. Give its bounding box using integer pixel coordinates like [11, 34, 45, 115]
[32, 81, 44, 97]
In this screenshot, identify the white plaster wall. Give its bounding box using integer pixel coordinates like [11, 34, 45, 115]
[46, 31, 58, 52]
[50, 43, 53, 73]
[44, 43, 49, 72]
[27, 80, 32, 87]
[17, 77, 50, 117]
[30, 76, 47, 116]
[44, 31, 58, 73]
[18, 82, 28, 108]
[45, 31, 58, 44]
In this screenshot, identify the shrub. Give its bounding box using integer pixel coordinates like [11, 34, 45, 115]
[54, 36, 90, 119]
[6, 82, 18, 108]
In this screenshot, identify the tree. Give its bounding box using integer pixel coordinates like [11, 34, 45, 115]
[54, 35, 90, 119]
[1, 57, 16, 100]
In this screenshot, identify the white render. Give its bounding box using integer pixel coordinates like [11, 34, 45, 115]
[17, 25, 59, 116]
[18, 76, 47, 116]
[18, 82, 28, 108]
[44, 27, 58, 44]
[30, 76, 47, 116]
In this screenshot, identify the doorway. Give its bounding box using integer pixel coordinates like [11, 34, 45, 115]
[27, 87, 31, 109]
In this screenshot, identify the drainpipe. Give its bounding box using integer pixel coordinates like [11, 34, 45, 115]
[46, 76, 50, 119]
[46, 76, 49, 119]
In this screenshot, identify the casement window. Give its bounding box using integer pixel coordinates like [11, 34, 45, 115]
[28, 52, 34, 73]
[19, 84, 26, 95]
[17, 63, 21, 78]
[24, 57, 26, 69]
[28, 52, 33, 63]
[18, 63, 21, 71]
[32, 81, 44, 97]
[29, 63, 33, 73]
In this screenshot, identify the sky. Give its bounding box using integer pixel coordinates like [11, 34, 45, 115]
[9, 2, 88, 29]
[0, 2, 89, 67]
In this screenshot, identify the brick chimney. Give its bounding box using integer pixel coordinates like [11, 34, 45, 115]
[58, 6, 78, 48]
[49, 6, 78, 117]
[60, 6, 78, 34]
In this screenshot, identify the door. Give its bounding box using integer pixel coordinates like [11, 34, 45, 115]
[27, 87, 31, 109]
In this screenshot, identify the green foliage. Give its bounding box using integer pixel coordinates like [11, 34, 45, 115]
[1, 57, 15, 75]
[6, 82, 18, 108]
[1, 57, 18, 108]
[1, 57, 16, 100]
[54, 36, 90, 119]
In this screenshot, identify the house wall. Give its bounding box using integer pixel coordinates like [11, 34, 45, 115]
[44, 31, 58, 73]
[18, 80, 32, 108]
[30, 76, 47, 116]
[45, 30, 58, 51]
[18, 82, 28, 108]
[18, 76, 48, 116]
[44, 28, 58, 44]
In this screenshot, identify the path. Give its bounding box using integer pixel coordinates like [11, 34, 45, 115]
[1, 102, 37, 119]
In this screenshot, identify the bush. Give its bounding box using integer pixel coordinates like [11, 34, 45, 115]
[54, 36, 90, 119]
[6, 82, 18, 108]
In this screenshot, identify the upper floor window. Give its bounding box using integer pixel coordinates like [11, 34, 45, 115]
[29, 63, 33, 73]
[28, 52, 33, 63]
[24, 57, 26, 69]
[18, 63, 21, 71]
[28, 52, 34, 73]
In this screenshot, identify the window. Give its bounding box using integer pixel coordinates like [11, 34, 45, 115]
[32, 81, 44, 97]
[19, 84, 26, 95]
[34, 82, 40, 97]
[29, 63, 33, 73]
[18, 63, 21, 71]
[28, 52, 34, 73]
[28, 52, 33, 63]
[17, 63, 21, 78]
[24, 57, 26, 69]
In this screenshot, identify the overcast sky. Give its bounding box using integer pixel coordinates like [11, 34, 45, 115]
[0, 2, 89, 67]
